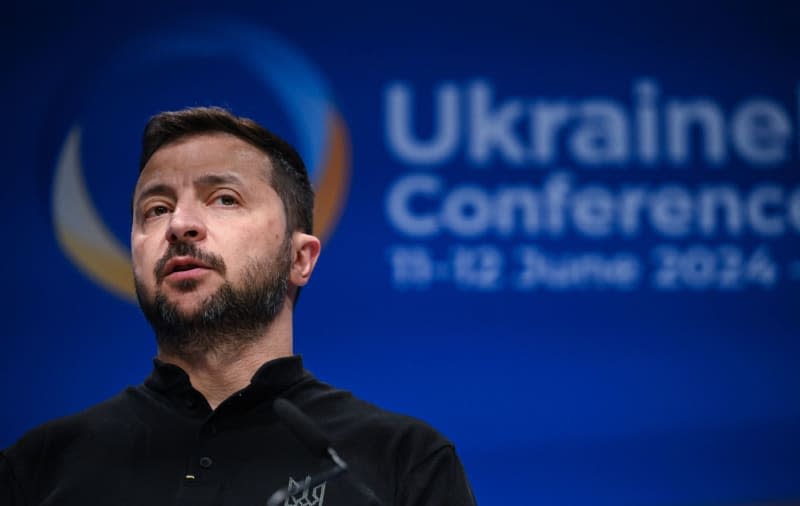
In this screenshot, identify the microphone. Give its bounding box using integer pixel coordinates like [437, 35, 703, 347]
[267, 398, 382, 506]
[266, 398, 348, 506]
[272, 397, 337, 460]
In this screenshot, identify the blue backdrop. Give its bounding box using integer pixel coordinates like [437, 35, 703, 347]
[2, 2, 799, 504]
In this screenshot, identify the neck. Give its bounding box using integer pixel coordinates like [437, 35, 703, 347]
[157, 308, 294, 410]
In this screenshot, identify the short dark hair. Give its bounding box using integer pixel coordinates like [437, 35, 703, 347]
[139, 106, 314, 234]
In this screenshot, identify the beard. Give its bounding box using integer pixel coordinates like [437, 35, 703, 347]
[134, 238, 292, 360]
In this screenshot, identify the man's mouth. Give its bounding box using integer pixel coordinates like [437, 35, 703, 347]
[162, 257, 214, 279]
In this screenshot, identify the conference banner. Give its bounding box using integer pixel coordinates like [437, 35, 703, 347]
[2, 2, 798, 505]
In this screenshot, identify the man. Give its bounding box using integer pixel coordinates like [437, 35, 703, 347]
[1, 107, 476, 505]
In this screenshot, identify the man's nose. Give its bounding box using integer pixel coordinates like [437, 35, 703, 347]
[165, 204, 207, 243]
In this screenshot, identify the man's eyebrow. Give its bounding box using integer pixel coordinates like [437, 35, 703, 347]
[194, 173, 247, 187]
[134, 183, 176, 208]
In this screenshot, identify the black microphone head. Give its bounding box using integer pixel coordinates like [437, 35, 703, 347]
[273, 398, 331, 458]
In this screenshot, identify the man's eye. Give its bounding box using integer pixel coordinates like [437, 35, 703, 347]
[144, 205, 170, 218]
[215, 195, 238, 206]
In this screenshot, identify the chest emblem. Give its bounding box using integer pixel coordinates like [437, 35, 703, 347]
[284, 476, 327, 506]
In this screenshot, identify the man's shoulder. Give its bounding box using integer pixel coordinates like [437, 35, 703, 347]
[293, 376, 454, 468]
[295, 374, 450, 435]
[290, 376, 476, 504]
[3, 387, 142, 463]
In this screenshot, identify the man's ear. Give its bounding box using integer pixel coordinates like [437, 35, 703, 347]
[289, 232, 321, 287]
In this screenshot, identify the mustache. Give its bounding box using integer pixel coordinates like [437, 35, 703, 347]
[154, 242, 226, 282]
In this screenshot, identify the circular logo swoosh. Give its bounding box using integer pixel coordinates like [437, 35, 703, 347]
[51, 20, 351, 301]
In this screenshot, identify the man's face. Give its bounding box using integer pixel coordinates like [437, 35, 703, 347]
[131, 133, 292, 355]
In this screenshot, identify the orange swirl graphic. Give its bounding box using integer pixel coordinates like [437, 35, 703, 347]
[314, 108, 351, 243]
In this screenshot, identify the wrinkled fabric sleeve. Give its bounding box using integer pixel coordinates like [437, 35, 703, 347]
[396, 445, 477, 506]
[1, 452, 23, 506]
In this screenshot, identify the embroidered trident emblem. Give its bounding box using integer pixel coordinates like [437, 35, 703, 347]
[284, 476, 327, 506]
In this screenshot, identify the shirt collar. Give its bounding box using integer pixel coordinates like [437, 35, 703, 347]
[144, 355, 307, 413]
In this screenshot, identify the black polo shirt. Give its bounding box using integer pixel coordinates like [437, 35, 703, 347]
[1, 356, 476, 505]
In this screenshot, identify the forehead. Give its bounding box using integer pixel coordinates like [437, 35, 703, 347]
[135, 133, 272, 191]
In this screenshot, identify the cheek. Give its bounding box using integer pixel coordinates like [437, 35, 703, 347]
[227, 217, 283, 246]
[264, 215, 285, 242]
[131, 238, 157, 280]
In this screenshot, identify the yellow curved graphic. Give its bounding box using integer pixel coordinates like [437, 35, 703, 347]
[52, 126, 136, 301]
[314, 108, 351, 243]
